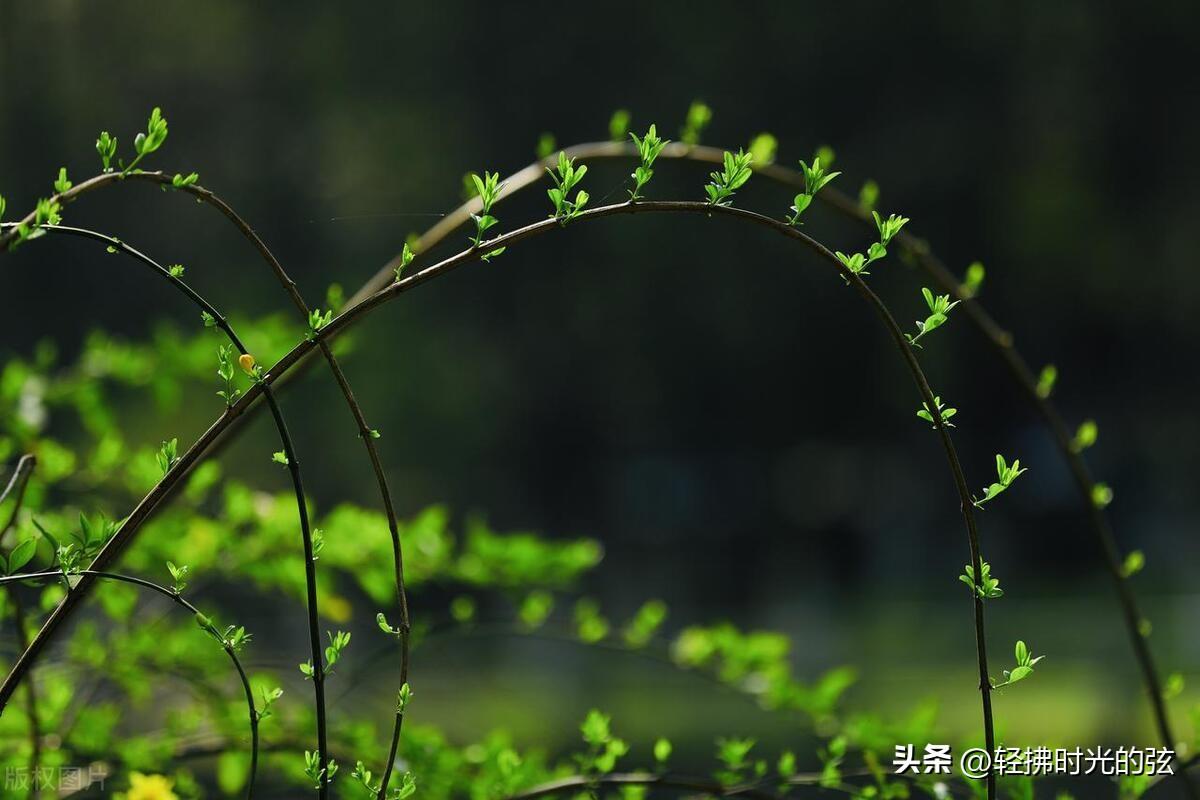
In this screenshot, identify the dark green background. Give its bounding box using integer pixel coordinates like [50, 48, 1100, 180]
[2, 0, 1198, 759]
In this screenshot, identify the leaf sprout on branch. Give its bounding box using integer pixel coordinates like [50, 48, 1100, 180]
[973, 454, 1028, 508]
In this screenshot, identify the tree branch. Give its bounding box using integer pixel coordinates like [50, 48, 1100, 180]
[347, 140, 1180, 793]
[5, 198, 998, 792]
[2, 165, 414, 799]
[0, 569, 259, 798]
[0, 223, 328, 797]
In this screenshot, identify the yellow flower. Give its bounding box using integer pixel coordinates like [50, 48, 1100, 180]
[125, 772, 178, 800]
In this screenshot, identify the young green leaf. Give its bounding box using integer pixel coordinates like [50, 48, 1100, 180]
[450, 595, 476, 623]
[257, 686, 283, 721]
[54, 167, 72, 194]
[306, 308, 333, 341]
[963, 261, 986, 297]
[377, 611, 402, 636]
[96, 131, 118, 172]
[1036, 364, 1058, 398]
[312, 528, 325, 559]
[622, 599, 668, 648]
[628, 124, 669, 200]
[303, 751, 337, 789]
[748, 132, 777, 165]
[535, 132, 556, 160]
[323, 629, 351, 675]
[873, 210, 910, 245]
[704, 149, 753, 206]
[397, 681, 413, 712]
[609, 108, 632, 142]
[786, 192, 813, 225]
[519, 590, 554, 630]
[959, 560, 1003, 599]
[906, 287, 960, 347]
[393, 242, 415, 281]
[215, 344, 242, 407]
[5, 538, 38, 575]
[858, 179, 880, 212]
[834, 251, 868, 276]
[468, 171, 506, 257]
[1073, 420, 1098, 452]
[166, 560, 190, 593]
[156, 438, 179, 476]
[916, 395, 958, 428]
[223, 624, 252, 653]
[680, 100, 712, 146]
[798, 156, 840, 196]
[547, 151, 589, 224]
[973, 454, 1028, 508]
[124, 107, 169, 174]
[574, 598, 609, 643]
[993, 640, 1044, 688]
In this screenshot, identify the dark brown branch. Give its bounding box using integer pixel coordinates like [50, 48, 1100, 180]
[1, 454, 41, 797]
[505, 772, 783, 800]
[0, 569, 258, 798]
[175, 186, 413, 799]
[0, 223, 322, 798]
[501, 767, 944, 800]
[5, 197, 1001, 792]
[0, 454, 37, 546]
[349, 140, 1182, 795]
[1, 161, 1183, 776]
[3, 166, 413, 799]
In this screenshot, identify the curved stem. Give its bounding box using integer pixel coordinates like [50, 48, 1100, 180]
[0, 223, 328, 796]
[346, 139, 1180, 789]
[502, 768, 944, 800]
[0, 454, 37, 545]
[0, 569, 258, 798]
[7, 199, 999, 792]
[3, 149, 1180, 794]
[171, 187, 413, 798]
[505, 772, 782, 800]
[4, 167, 413, 797]
[2, 454, 41, 798]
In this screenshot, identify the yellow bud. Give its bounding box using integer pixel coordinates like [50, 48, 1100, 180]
[238, 353, 257, 375]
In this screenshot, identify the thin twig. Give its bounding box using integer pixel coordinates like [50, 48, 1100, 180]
[2, 165, 414, 798]
[175, 187, 413, 798]
[502, 767, 953, 800]
[505, 771, 783, 800]
[0, 569, 258, 798]
[0, 454, 37, 545]
[1, 454, 41, 799]
[6, 200, 998, 791]
[344, 139, 1183, 794]
[0, 224, 324, 797]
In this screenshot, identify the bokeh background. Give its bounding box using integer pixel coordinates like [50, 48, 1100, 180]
[2, 0, 1199, 788]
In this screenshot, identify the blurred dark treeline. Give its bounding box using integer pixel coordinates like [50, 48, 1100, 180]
[2, 0, 1198, 743]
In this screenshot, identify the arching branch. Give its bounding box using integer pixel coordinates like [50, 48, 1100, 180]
[4, 198, 999, 792]
[0, 569, 259, 798]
